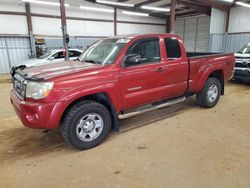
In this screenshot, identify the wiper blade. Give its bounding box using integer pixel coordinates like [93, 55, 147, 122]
[84, 59, 101, 64]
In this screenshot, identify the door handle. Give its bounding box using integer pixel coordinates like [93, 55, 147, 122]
[155, 67, 165, 73]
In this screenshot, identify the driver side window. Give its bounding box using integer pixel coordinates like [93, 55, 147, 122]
[127, 38, 160, 65]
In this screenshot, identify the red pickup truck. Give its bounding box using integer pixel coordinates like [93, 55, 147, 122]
[10, 34, 235, 150]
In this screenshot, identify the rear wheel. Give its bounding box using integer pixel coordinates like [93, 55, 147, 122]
[196, 77, 221, 108]
[61, 100, 111, 150]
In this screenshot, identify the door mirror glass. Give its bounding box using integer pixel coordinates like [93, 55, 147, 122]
[125, 54, 142, 67]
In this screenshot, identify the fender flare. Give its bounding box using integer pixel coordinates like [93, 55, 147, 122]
[196, 66, 225, 93]
[50, 82, 121, 131]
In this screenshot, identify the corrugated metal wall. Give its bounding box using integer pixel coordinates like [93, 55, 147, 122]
[0, 37, 30, 74]
[0, 37, 101, 74]
[45, 37, 102, 51]
[175, 16, 210, 52]
[209, 32, 250, 53]
[209, 8, 226, 34]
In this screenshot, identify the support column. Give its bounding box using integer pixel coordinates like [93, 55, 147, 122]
[114, 8, 117, 36]
[225, 9, 230, 33]
[25, 3, 36, 58]
[59, 0, 69, 61]
[169, 0, 176, 33]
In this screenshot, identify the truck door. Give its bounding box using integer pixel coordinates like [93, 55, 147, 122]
[119, 37, 166, 110]
[162, 37, 189, 98]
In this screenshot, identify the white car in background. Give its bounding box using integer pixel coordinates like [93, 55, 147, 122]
[12, 49, 83, 71]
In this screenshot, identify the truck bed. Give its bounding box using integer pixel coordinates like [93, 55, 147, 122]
[187, 52, 235, 93]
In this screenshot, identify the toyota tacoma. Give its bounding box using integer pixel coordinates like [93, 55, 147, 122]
[10, 34, 235, 150]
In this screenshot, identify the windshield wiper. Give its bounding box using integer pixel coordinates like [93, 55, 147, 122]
[84, 59, 101, 64]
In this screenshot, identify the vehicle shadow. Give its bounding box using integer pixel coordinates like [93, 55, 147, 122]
[0, 127, 68, 163]
[0, 97, 198, 162]
[119, 97, 198, 133]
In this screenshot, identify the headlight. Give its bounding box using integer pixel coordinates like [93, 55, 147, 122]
[26, 81, 54, 99]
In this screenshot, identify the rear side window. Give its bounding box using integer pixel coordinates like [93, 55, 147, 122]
[164, 38, 181, 60]
[53, 51, 65, 59]
[69, 50, 82, 57]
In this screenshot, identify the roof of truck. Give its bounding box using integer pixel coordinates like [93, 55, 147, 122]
[110, 33, 180, 40]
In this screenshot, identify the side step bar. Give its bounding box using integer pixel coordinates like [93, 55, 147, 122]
[118, 97, 186, 120]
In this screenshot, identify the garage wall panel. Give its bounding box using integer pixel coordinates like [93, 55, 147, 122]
[228, 6, 250, 33]
[175, 16, 210, 52]
[30, 4, 60, 16]
[0, 39, 10, 74]
[175, 19, 185, 40]
[225, 33, 250, 52]
[85, 21, 113, 36]
[0, 15, 28, 35]
[183, 18, 197, 52]
[45, 37, 102, 51]
[0, 37, 30, 74]
[209, 33, 250, 53]
[0, 1, 25, 12]
[196, 16, 210, 52]
[209, 34, 225, 52]
[32, 17, 62, 36]
[117, 9, 165, 24]
[66, 7, 113, 20]
[210, 8, 226, 34]
[117, 23, 165, 35]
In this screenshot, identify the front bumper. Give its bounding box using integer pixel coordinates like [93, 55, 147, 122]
[10, 90, 65, 129]
[233, 68, 250, 82]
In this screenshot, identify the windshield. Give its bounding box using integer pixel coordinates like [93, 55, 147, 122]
[79, 38, 130, 65]
[237, 44, 250, 54]
[38, 51, 54, 59]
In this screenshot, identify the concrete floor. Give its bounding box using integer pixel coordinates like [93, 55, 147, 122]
[0, 81, 250, 188]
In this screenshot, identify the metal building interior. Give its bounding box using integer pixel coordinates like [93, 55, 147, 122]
[0, 0, 250, 187]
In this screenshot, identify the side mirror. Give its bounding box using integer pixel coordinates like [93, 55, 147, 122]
[124, 54, 142, 67]
[48, 57, 55, 61]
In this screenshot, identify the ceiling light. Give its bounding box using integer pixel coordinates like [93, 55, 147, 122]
[80, 6, 114, 13]
[22, 0, 69, 7]
[96, 0, 134, 7]
[141, 6, 170, 12]
[122, 11, 149, 17]
[236, 1, 250, 8]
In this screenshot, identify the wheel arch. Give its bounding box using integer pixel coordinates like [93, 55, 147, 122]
[208, 69, 224, 95]
[197, 69, 225, 95]
[60, 92, 119, 132]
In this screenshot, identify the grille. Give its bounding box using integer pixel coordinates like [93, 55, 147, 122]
[235, 62, 248, 68]
[235, 56, 250, 59]
[13, 74, 26, 100]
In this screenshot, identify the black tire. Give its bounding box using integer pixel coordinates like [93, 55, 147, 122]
[61, 100, 111, 150]
[196, 77, 221, 108]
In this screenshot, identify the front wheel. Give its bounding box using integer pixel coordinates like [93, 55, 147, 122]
[196, 77, 221, 108]
[61, 100, 111, 150]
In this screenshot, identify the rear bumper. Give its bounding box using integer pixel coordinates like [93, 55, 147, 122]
[10, 90, 66, 129]
[233, 68, 250, 81]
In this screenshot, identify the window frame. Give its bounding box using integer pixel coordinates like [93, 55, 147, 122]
[122, 37, 161, 68]
[164, 37, 182, 61]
